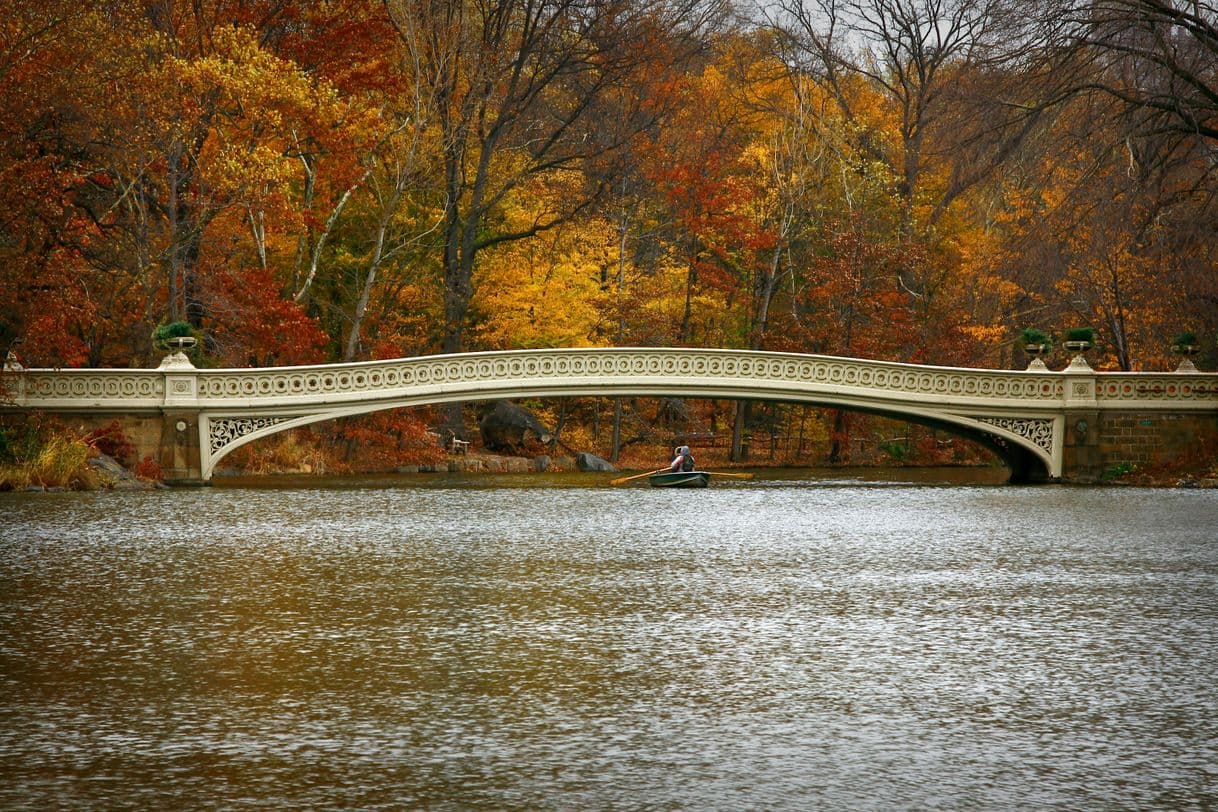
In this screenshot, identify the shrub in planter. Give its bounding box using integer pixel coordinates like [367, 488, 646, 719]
[1173, 331, 1198, 352]
[1063, 327, 1096, 344]
[152, 320, 197, 351]
[1019, 327, 1052, 347]
[1062, 327, 1096, 355]
[1018, 328, 1052, 359]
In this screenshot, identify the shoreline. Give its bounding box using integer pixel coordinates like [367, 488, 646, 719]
[7, 450, 1215, 492]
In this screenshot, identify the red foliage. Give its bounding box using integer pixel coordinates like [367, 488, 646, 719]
[84, 420, 136, 465]
[370, 338, 404, 361]
[780, 218, 922, 361]
[201, 265, 328, 366]
[132, 455, 162, 481]
[269, 1, 400, 95]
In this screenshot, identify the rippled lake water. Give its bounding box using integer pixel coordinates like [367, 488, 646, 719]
[2, 470, 1217, 810]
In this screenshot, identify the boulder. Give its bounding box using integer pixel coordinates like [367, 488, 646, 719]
[87, 453, 129, 479]
[86, 452, 157, 490]
[479, 400, 553, 454]
[575, 452, 617, 472]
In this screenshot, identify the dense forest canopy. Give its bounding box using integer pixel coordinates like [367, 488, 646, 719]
[1, 0, 1214, 379]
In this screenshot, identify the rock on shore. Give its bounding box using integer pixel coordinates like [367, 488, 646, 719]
[86, 453, 163, 490]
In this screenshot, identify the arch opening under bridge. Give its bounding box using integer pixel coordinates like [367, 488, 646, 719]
[206, 390, 1052, 484]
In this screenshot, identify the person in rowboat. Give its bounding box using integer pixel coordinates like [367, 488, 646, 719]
[669, 445, 696, 472]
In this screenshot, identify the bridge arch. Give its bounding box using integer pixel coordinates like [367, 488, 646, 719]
[193, 348, 1064, 482]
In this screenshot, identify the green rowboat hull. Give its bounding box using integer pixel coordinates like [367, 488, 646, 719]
[648, 471, 711, 488]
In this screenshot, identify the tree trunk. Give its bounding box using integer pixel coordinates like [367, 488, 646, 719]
[730, 401, 749, 462]
[167, 143, 183, 323]
[680, 245, 698, 343]
[343, 213, 391, 361]
[827, 409, 848, 464]
[611, 398, 623, 463]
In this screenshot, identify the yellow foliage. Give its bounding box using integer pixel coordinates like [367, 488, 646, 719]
[472, 173, 610, 349]
[0, 433, 97, 491]
[229, 430, 328, 475]
[958, 324, 1010, 346]
[167, 26, 348, 203]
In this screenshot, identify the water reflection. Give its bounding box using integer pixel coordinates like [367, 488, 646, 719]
[1, 475, 1216, 809]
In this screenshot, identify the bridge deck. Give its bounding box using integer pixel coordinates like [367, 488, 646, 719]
[4, 347, 1215, 484]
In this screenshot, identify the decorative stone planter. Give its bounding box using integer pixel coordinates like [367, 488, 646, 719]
[1062, 339, 1093, 371]
[1023, 343, 1049, 370]
[157, 335, 198, 369]
[1174, 344, 1200, 373]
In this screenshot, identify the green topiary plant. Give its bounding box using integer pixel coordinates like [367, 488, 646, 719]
[1019, 327, 1052, 348]
[152, 321, 195, 351]
[1173, 331, 1198, 348]
[1063, 326, 1096, 345]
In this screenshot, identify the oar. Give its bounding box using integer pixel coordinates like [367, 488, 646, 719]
[703, 471, 755, 479]
[610, 468, 665, 486]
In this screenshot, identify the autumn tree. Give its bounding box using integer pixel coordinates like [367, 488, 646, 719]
[258, 1, 443, 363]
[766, 0, 1069, 347]
[471, 172, 610, 350]
[0, 3, 358, 366]
[379, 0, 727, 438]
[643, 58, 758, 347]
[1064, 0, 1218, 363]
[384, 0, 726, 355]
[1067, 0, 1218, 143]
[985, 83, 1217, 371]
[0, 2, 103, 366]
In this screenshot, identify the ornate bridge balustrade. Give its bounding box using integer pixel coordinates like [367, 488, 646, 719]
[4, 348, 1216, 484]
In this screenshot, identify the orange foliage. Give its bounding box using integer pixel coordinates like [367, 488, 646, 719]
[323, 410, 446, 470]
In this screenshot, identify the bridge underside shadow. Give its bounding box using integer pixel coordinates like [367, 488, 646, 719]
[216, 394, 1053, 485]
[856, 407, 1051, 484]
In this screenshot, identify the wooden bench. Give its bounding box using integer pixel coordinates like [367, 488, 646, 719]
[429, 428, 470, 455]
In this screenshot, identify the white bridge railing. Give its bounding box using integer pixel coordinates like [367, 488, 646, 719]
[7, 347, 1215, 411]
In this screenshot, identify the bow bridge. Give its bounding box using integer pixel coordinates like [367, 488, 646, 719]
[3, 347, 1216, 484]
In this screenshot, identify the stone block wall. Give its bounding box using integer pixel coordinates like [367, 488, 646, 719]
[0, 412, 162, 456]
[0, 412, 201, 483]
[1097, 411, 1218, 474]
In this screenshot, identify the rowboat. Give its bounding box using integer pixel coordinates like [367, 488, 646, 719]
[648, 470, 711, 488]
